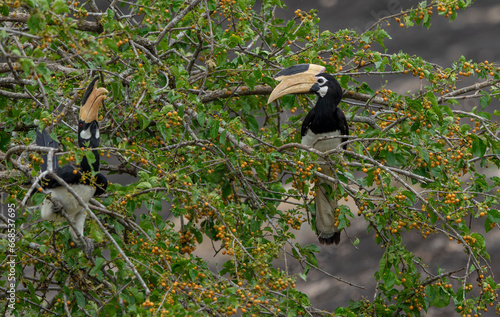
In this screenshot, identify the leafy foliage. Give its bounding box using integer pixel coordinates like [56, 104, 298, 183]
[1, 0, 500, 316]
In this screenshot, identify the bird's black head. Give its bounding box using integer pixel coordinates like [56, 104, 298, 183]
[78, 77, 108, 172]
[78, 120, 100, 148]
[268, 64, 343, 106]
[309, 73, 342, 106]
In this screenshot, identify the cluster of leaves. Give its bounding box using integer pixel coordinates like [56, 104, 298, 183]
[1, 0, 500, 316]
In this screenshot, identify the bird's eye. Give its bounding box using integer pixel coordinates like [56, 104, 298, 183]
[317, 77, 326, 85]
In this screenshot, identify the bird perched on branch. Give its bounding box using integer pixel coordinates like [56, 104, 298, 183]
[36, 77, 108, 248]
[268, 64, 348, 245]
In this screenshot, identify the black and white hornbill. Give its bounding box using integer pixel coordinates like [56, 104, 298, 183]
[37, 77, 108, 245]
[268, 64, 349, 245]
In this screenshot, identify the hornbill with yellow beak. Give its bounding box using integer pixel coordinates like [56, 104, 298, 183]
[37, 77, 108, 245]
[268, 64, 348, 245]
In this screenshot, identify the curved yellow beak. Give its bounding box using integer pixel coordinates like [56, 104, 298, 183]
[267, 64, 325, 104]
[79, 78, 108, 123]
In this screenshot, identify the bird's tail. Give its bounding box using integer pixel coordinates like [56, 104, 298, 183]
[36, 129, 59, 172]
[314, 164, 341, 245]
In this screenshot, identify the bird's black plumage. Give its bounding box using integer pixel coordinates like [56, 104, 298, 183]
[36, 77, 108, 247]
[301, 73, 348, 141]
[36, 128, 107, 194]
[78, 119, 101, 175]
[36, 128, 59, 172]
[300, 73, 348, 245]
[268, 65, 349, 245]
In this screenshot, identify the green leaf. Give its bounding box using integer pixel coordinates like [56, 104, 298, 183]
[90, 257, 106, 277]
[222, 181, 232, 197]
[401, 190, 416, 203]
[418, 147, 429, 162]
[140, 115, 150, 130]
[487, 209, 500, 223]
[90, 221, 104, 243]
[209, 120, 219, 141]
[490, 176, 500, 186]
[193, 229, 203, 244]
[19, 58, 36, 75]
[74, 290, 86, 308]
[485, 218, 494, 233]
[52, 0, 69, 14]
[383, 270, 396, 289]
[197, 111, 206, 126]
[228, 34, 243, 48]
[358, 82, 374, 95]
[136, 181, 152, 189]
[189, 268, 198, 281]
[103, 38, 118, 52]
[460, 124, 470, 132]
[353, 237, 360, 246]
[246, 115, 259, 133]
[470, 135, 487, 158]
[298, 272, 307, 281]
[129, 287, 145, 303]
[31, 192, 45, 205]
[219, 129, 227, 147]
[85, 150, 97, 168]
[27, 14, 43, 34]
[0, 4, 9, 16]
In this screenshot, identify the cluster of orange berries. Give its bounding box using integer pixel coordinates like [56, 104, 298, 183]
[401, 287, 426, 312]
[293, 9, 313, 21]
[462, 234, 477, 245]
[437, 3, 460, 18]
[414, 6, 434, 21]
[267, 162, 281, 180]
[116, 38, 130, 48]
[375, 89, 393, 102]
[183, 201, 215, 221]
[283, 212, 304, 231]
[295, 162, 316, 180]
[218, 0, 237, 10]
[68, 1, 90, 19]
[141, 299, 156, 313]
[165, 110, 181, 128]
[481, 60, 497, 76]
[365, 141, 395, 155]
[407, 63, 428, 79]
[458, 61, 476, 77]
[179, 230, 197, 254]
[394, 17, 405, 28]
[213, 224, 227, 240]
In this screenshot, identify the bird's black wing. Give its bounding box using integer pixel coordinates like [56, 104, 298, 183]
[301, 107, 316, 137]
[36, 129, 59, 172]
[335, 107, 349, 149]
[94, 173, 108, 196]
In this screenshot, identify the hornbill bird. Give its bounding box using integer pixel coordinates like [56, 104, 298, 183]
[36, 77, 108, 246]
[268, 64, 348, 245]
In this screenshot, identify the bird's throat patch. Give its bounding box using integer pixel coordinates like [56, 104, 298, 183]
[318, 85, 328, 98]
